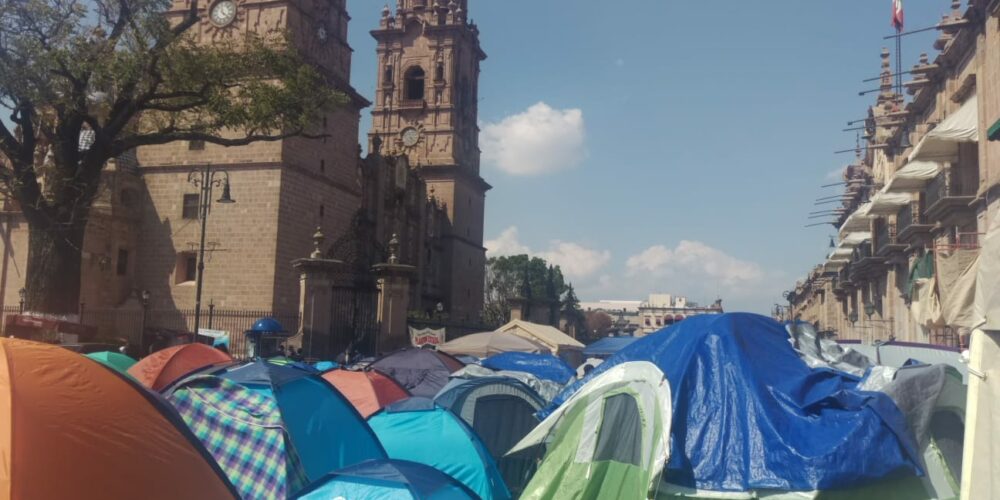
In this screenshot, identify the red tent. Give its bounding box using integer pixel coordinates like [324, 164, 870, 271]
[128, 343, 232, 391]
[322, 369, 410, 418]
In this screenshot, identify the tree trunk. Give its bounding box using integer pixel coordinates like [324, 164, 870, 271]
[23, 216, 85, 315]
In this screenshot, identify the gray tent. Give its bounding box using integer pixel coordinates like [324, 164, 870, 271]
[435, 376, 546, 496]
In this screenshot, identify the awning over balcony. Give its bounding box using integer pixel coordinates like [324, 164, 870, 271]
[823, 259, 849, 273]
[909, 94, 978, 161]
[885, 160, 942, 193]
[840, 231, 872, 247]
[863, 185, 912, 216]
[839, 202, 872, 235]
[830, 248, 854, 259]
[988, 117, 1000, 141]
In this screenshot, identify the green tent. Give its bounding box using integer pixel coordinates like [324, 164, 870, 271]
[509, 361, 672, 500]
[85, 351, 137, 376]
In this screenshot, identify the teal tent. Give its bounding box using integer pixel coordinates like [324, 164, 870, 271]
[296, 459, 478, 500]
[368, 398, 512, 500]
[84, 351, 137, 376]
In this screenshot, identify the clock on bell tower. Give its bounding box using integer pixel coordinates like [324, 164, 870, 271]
[368, 0, 490, 320]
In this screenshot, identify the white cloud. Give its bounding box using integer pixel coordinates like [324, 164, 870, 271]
[625, 240, 763, 287]
[480, 102, 587, 176]
[485, 226, 610, 281]
[825, 167, 845, 181]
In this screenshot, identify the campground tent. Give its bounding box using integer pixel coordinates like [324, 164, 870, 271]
[211, 360, 387, 486]
[545, 313, 929, 498]
[129, 343, 232, 391]
[437, 330, 551, 358]
[435, 377, 546, 495]
[0, 338, 239, 499]
[481, 351, 576, 384]
[495, 320, 584, 365]
[369, 348, 465, 397]
[321, 368, 411, 418]
[451, 363, 565, 403]
[296, 459, 479, 500]
[511, 361, 672, 500]
[84, 350, 137, 375]
[368, 398, 512, 500]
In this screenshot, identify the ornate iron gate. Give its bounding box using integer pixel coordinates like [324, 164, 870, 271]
[325, 212, 386, 360]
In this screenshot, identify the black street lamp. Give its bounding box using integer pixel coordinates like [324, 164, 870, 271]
[187, 164, 235, 343]
[140, 290, 150, 349]
[17, 287, 25, 313]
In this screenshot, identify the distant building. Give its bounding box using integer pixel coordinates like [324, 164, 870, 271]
[582, 294, 723, 336]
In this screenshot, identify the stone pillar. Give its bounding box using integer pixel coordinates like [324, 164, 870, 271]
[373, 234, 416, 353]
[509, 297, 527, 321]
[292, 228, 344, 360]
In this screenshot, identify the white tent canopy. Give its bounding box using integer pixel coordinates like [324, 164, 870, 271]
[864, 186, 913, 216]
[909, 94, 978, 162]
[840, 231, 872, 247]
[496, 319, 584, 354]
[885, 161, 942, 193]
[437, 331, 551, 358]
[839, 203, 872, 235]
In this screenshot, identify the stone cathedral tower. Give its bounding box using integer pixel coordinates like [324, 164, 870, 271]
[369, 0, 489, 320]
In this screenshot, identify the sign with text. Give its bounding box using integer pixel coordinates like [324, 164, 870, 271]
[409, 326, 445, 347]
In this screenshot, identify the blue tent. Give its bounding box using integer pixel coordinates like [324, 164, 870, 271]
[481, 352, 574, 384]
[296, 459, 478, 500]
[368, 398, 512, 500]
[215, 360, 387, 483]
[544, 313, 923, 494]
[435, 377, 545, 495]
[582, 336, 639, 358]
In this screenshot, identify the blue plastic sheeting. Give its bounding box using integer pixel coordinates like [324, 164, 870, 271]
[297, 459, 478, 500]
[368, 398, 512, 500]
[543, 313, 923, 493]
[481, 352, 575, 384]
[218, 361, 387, 482]
[582, 336, 639, 357]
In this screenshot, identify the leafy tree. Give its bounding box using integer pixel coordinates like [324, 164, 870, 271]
[0, 0, 343, 313]
[483, 254, 566, 326]
[584, 310, 613, 339]
[560, 283, 586, 338]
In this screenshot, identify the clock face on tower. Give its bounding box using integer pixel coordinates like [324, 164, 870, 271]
[316, 25, 328, 43]
[209, 0, 236, 27]
[401, 127, 420, 147]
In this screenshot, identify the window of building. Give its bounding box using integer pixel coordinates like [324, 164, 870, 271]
[320, 159, 325, 173]
[188, 140, 205, 151]
[182, 193, 200, 220]
[116, 249, 129, 276]
[644, 317, 651, 326]
[435, 63, 445, 82]
[383, 65, 393, 86]
[405, 66, 425, 100]
[175, 253, 198, 284]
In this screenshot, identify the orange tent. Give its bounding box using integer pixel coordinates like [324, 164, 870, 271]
[322, 369, 410, 418]
[128, 343, 232, 391]
[0, 338, 238, 500]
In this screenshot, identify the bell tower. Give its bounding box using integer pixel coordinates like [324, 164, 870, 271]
[369, 0, 489, 321]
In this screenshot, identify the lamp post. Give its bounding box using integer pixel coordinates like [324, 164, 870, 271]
[18, 287, 25, 313]
[187, 164, 235, 343]
[140, 290, 150, 350]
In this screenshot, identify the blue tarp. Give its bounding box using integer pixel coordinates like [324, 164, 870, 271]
[582, 336, 639, 357]
[481, 352, 575, 384]
[543, 313, 923, 493]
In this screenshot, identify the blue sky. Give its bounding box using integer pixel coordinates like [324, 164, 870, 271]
[348, 0, 947, 313]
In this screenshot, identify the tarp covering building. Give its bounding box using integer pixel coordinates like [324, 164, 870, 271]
[0, 338, 239, 500]
[438, 331, 551, 358]
[368, 398, 512, 500]
[296, 459, 479, 500]
[512, 361, 672, 500]
[481, 352, 575, 384]
[543, 313, 924, 494]
[435, 377, 546, 495]
[369, 348, 466, 398]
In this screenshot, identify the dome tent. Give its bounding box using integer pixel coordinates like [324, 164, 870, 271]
[295, 459, 479, 500]
[322, 368, 410, 418]
[368, 397, 512, 500]
[511, 361, 672, 500]
[211, 360, 387, 484]
[0, 338, 238, 499]
[435, 377, 546, 496]
[369, 347, 465, 397]
[128, 343, 232, 391]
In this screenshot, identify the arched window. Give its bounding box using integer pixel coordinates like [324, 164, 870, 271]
[383, 65, 393, 86]
[435, 63, 445, 82]
[405, 66, 425, 101]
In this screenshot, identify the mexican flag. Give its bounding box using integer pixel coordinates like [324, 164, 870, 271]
[892, 0, 904, 31]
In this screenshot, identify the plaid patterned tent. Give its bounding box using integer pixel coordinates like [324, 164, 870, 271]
[168, 376, 309, 499]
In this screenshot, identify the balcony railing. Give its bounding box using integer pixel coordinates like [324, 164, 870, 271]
[925, 168, 975, 220]
[875, 221, 902, 255]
